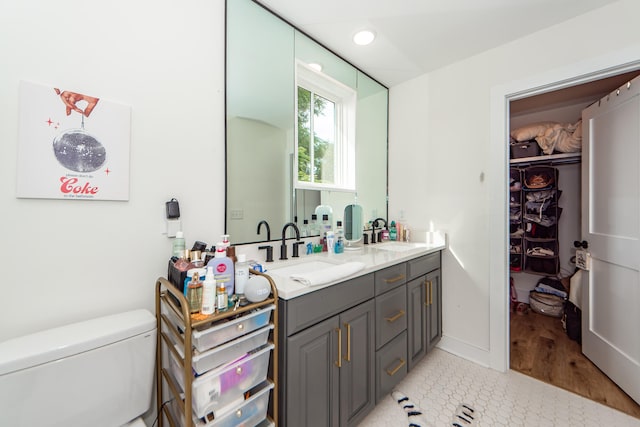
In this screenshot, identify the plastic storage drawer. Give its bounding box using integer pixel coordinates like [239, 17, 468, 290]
[170, 344, 273, 419]
[193, 381, 274, 427]
[191, 324, 273, 374]
[192, 305, 275, 352]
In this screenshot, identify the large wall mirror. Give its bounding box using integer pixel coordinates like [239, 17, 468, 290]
[226, 0, 388, 245]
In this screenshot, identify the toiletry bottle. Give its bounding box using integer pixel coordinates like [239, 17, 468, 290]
[310, 214, 318, 236]
[326, 230, 335, 254]
[301, 219, 309, 238]
[174, 249, 193, 272]
[390, 221, 397, 241]
[234, 253, 249, 299]
[207, 243, 235, 297]
[335, 221, 344, 253]
[172, 231, 186, 258]
[200, 266, 216, 315]
[322, 214, 331, 235]
[216, 279, 228, 312]
[186, 270, 203, 314]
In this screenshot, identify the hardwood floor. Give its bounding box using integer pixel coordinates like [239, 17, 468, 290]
[510, 307, 640, 419]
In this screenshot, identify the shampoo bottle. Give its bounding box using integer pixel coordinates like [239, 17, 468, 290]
[207, 243, 235, 297]
[201, 266, 216, 315]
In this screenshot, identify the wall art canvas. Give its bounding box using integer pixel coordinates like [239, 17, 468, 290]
[16, 80, 131, 201]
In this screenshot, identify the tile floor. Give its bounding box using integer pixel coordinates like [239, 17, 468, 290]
[360, 348, 640, 427]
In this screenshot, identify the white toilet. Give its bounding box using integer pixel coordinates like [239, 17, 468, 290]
[0, 309, 156, 427]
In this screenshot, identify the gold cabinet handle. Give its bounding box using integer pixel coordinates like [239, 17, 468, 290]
[384, 309, 405, 323]
[386, 358, 406, 376]
[335, 327, 342, 368]
[384, 274, 406, 284]
[429, 280, 433, 305]
[344, 322, 351, 362]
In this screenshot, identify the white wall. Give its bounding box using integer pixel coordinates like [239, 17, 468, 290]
[389, 0, 640, 367]
[0, 0, 226, 341]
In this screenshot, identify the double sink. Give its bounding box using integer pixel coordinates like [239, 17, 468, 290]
[267, 241, 427, 282]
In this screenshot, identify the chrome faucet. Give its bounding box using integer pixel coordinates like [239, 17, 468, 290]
[371, 217, 387, 244]
[257, 220, 271, 241]
[280, 222, 300, 260]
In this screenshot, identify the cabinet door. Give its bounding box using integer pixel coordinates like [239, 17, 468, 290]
[407, 276, 427, 370]
[426, 269, 442, 351]
[339, 300, 375, 427]
[286, 316, 340, 427]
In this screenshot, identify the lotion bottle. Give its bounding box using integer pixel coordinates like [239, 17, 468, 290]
[207, 243, 235, 297]
[201, 266, 216, 315]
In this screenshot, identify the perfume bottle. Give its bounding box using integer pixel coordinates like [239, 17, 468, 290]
[186, 271, 203, 314]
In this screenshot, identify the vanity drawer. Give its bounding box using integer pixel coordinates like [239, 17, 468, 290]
[374, 263, 407, 295]
[283, 273, 374, 336]
[407, 252, 440, 281]
[375, 285, 407, 349]
[375, 331, 407, 403]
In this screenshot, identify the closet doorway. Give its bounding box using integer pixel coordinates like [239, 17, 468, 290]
[507, 69, 640, 418]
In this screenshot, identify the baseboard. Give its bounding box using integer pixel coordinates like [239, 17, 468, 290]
[436, 335, 491, 368]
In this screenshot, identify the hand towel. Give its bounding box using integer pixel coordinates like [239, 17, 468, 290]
[290, 261, 366, 287]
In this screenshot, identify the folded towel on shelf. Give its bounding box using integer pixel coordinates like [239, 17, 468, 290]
[290, 262, 366, 287]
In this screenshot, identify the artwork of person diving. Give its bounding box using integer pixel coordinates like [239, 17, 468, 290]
[16, 81, 131, 201]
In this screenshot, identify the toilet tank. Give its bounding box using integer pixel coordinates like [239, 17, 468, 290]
[0, 309, 156, 427]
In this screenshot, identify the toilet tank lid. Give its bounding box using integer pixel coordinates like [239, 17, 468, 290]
[0, 309, 155, 376]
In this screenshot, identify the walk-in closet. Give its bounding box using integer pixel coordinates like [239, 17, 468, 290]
[507, 68, 640, 419]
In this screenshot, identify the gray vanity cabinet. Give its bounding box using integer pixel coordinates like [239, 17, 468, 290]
[279, 274, 375, 427]
[406, 252, 442, 370]
[278, 250, 443, 425]
[373, 264, 409, 403]
[426, 268, 442, 352]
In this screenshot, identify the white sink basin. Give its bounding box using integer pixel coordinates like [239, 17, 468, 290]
[374, 242, 425, 252]
[268, 260, 339, 277]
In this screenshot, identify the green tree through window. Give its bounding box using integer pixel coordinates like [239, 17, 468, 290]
[297, 86, 334, 184]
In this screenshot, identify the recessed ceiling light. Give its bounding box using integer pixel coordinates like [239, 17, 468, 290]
[353, 30, 375, 46]
[308, 62, 323, 72]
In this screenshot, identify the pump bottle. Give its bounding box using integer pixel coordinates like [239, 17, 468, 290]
[207, 243, 235, 296]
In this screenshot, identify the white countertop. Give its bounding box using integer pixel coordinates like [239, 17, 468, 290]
[259, 237, 446, 300]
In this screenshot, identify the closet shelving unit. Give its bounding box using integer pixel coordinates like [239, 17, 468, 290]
[510, 165, 561, 276]
[155, 272, 278, 427]
[509, 168, 524, 272]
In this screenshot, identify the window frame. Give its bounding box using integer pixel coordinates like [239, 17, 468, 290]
[294, 60, 356, 192]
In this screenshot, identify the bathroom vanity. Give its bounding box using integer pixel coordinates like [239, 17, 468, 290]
[268, 241, 444, 427]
